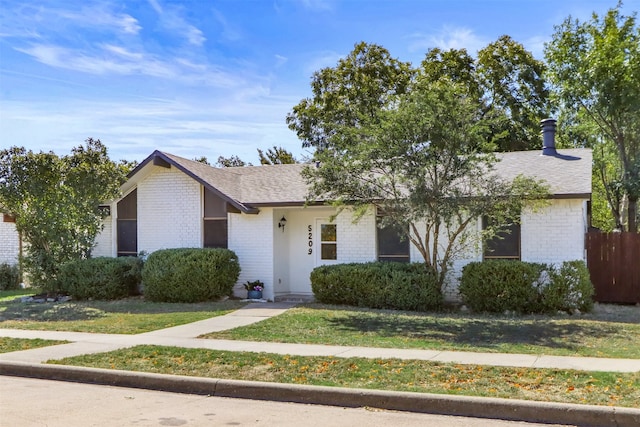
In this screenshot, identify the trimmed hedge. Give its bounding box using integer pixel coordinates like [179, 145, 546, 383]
[0, 262, 20, 290]
[459, 260, 594, 314]
[310, 262, 442, 311]
[58, 256, 143, 300]
[142, 248, 240, 303]
[459, 260, 546, 313]
[542, 260, 594, 313]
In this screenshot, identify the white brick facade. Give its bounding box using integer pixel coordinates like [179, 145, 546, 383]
[521, 199, 587, 264]
[0, 216, 19, 265]
[335, 208, 377, 263]
[93, 151, 590, 303]
[137, 166, 202, 253]
[229, 208, 275, 299]
[92, 214, 113, 257]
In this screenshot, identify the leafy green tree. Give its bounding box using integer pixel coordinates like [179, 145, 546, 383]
[420, 36, 550, 152]
[193, 156, 210, 165]
[288, 45, 548, 288]
[0, 139, 125, 290]
[545, 3, 640, 232]
[287, 41, 414, 150]
[215, 155, 250, 167]
[257, 146, 297, 165]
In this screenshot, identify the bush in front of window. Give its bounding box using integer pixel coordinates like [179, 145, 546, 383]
[310, 262, 442, 311]
[58, 256, 143, 300]
[0, 262, 20, 290]
[459, 260, 547, 313]
[142, 248, 240, 303]
[540, 260, 594, 313]
[459, 260, 594, 314]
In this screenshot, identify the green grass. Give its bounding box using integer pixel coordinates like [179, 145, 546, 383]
[50, 345, 640, 408]
[0, 296, 246, 334]
[0, 337, 66, 353]
[202, 304, 640, 359]
[0, 289, 33, 302]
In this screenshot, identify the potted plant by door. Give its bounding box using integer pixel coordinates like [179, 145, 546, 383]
[244, 280, 264, 300]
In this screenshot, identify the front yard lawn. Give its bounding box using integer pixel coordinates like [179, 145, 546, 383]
[50, 345, 640, 408]
[0, 337, 66, 353]
[0, 295, 246, 334]
[201, 304, 640, 359]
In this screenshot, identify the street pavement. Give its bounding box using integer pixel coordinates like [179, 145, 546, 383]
[1, 301, 639, 426]
[1, 376, 577, 427]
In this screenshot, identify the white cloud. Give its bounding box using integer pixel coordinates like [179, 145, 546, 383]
[303, 50, 343, 75]
[408, 26, 488, 54]
[147, 0, 206, 47]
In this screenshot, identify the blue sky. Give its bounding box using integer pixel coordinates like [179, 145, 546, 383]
[0, 0, 636, 164]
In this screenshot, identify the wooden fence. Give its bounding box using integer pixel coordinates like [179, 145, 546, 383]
[585, 232, 640, 304]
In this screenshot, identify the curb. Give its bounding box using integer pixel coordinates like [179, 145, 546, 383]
[1, 361, 639, 427]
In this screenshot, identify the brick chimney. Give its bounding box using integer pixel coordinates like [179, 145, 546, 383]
[541, 118, 557, 156]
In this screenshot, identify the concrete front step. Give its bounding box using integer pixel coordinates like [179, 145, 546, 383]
[274, 294, 315, 303]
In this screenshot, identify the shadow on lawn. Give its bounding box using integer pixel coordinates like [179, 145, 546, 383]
[0, 298, 245, 322]
[327, 312, 619, 352]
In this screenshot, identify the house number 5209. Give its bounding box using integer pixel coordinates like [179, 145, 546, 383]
[308, 225, 313, 255]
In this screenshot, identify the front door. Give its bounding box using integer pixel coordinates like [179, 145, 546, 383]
[315, 219, 338, 266]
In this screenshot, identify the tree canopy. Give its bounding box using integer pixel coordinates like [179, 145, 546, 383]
[258, 146, 297, 165]
[292, 42, 549, 289]
[545, 3, 640, 232]
[0, 139, 125, 289]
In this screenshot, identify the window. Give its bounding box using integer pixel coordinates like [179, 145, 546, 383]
[203, 187, 228, 248]
[320, 223, 337, 260]
[117, 189, 137, 257]
[483, 217, 520, 260]
[377, 216, 410, 263]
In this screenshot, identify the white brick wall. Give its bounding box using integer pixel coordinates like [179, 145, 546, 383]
[521, 199, 587, 264]
[404, 200, 588, 301]
[229, 208, 274, 299]
[138, 166, 202, 253]
[92, 214, 113, 257]
[0, 217, 19, 265]
[336, 208, 377, 263]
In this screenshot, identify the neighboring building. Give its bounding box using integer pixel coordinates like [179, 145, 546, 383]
[95, 123, 592, 302]
[0, 211, 20, 266]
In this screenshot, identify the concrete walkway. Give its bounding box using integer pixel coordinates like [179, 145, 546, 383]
[1, 301, 640, 426]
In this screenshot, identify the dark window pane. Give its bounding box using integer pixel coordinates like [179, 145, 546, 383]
[204, 219, 228, 248]
[204, 188, 227, 218]
[484, 218, 520, 259]
[321, 243, 337, 260]
[117, 220, 137, 256]
[320, 224, 336, 242]
[117, 189, 137, 220]
[377, 219, 410, 263]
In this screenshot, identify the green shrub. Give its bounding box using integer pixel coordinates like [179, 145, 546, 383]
[0, 263, 20, 290]
[459, 260, 547, 313]
[310, 262, 442, 311]
[459, 260, 595, 314]
[142, 248, 240, 303]
[541, 260, 594, 313]
[58, 256, 143, 300]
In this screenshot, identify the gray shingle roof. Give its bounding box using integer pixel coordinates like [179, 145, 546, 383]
[493, 148, 592, 197]
[130, 148, 592, 212]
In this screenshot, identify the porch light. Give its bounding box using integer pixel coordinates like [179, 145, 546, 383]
[278, 216, 287, 232]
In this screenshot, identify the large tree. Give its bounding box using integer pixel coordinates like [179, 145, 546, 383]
[420, 36, 550, 152]
[0, 139, 125, 289]
[545, 3, 640, 232]
[290, 44, 548, 290]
